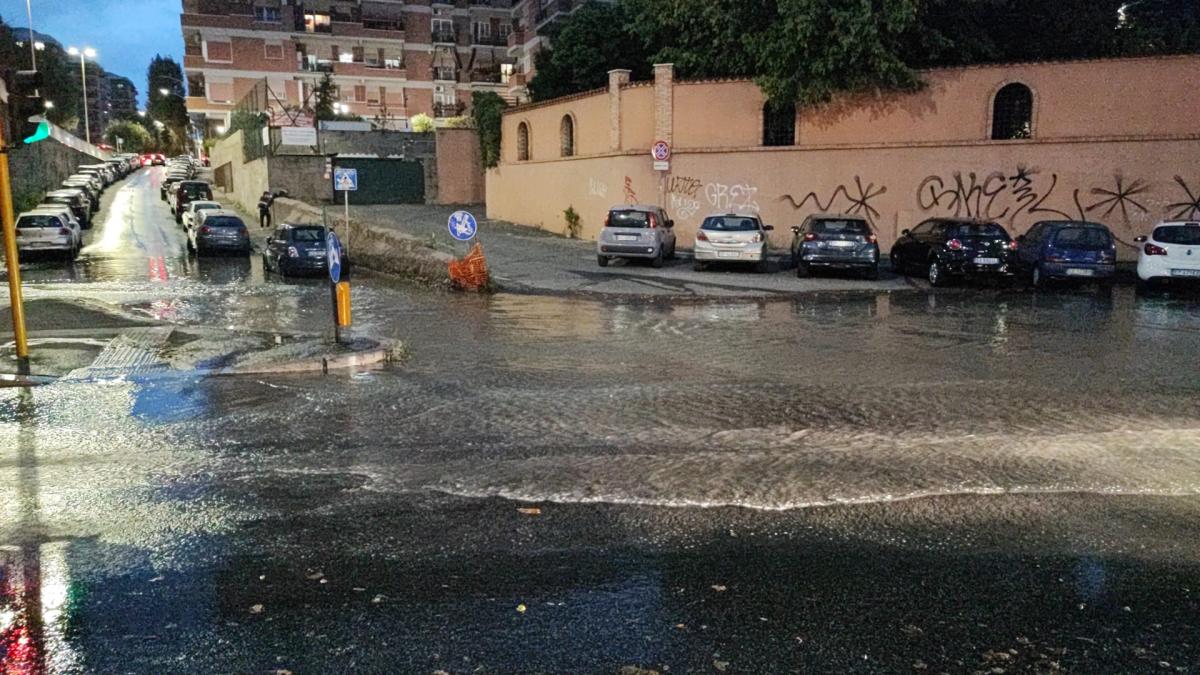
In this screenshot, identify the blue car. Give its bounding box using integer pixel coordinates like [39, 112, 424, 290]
[263, 223, 347, 277]
[1015, 220, 1117, 287]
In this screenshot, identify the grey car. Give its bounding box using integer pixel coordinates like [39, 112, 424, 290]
[790, 213, 881, 279]
[188, 210, 250, 255]
[597, 205, 677, 268]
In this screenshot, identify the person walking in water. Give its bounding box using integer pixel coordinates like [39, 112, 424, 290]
[257, 190, 275, 229]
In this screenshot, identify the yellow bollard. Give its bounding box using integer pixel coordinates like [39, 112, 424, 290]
[336, 281, 351, 327]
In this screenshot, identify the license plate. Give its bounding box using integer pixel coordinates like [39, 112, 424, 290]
[1065, 268, 1094, 277]
[973, 257, 1000, 265]
[308, 250, 325, 258]
[718, 251, 741, 259]
[616, 235, 638, 241]
[1171, 269, 1200, 278]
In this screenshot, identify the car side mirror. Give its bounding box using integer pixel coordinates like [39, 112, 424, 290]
[1134, 235, 1147, 243]
[790, 226, 801, 235]
[901, 229, 911, 236]
[665, 219, 675, 229]
[763, 225, 775, 231]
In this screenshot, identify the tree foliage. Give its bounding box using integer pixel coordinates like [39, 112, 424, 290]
[410, 113, 434, 133]
[470, 91, 506, 169]
[528, 2, 650, 101]
[104, 119, 153, 152]
[0, 17, 84, 131]
[313, 72, 336, 120]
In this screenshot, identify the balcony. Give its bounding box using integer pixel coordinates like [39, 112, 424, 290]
[434, 102, 464, 118]
[300, 59, 335, 73]
[335, 61, 408, 79]
[180, 13, 257, 30]
[469, 68, 502, 84]
[431, 29, 458, 45]
[473, 33, 508, 47]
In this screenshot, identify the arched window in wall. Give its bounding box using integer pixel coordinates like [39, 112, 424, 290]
[560, 115, 575, 157]
[517, 121, 530, 161]
[991, 83, 1033, 140]
[762, 100, 796, 146]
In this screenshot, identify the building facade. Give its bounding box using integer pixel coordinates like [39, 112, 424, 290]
[504, 0, 607, 103]
[181, 0, 523, 135]
[486, 56, 1200, 259]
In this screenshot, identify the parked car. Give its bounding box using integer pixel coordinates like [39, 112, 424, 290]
[77, 164, 114, 186]
[1135, 220, 1200, 292]
[1015, 220, 1117, 287]
[149, 153, 166, 166]
[693, 213, 774, 272]
[160, 171, 189, 201]
[182, 200, 223, 230]
[596, 205, 676, 268]
[188, 210, 250, 256]
[172, 181, 213, 222]
[40, 188, 92, 229]
[890, 218, 1018, 286]
[263, 223, 343, 277]
[15, 209, 81, 259]
[790, 213, 880, 279]
[62, 177, 101, 209]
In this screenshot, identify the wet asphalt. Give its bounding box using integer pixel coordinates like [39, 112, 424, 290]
[2, 169, 1200, 673]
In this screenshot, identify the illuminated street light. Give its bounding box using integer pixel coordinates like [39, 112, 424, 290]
[215, 125, 227, 135]
[33, 41, 44, 51]
[67, 46, 97, 143]
[159, 88, 171, 96]
[138, 110, 146, 117]
[43, 100, 53, 109]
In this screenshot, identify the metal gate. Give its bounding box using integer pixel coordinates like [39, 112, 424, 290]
[332, 158, 425, 205]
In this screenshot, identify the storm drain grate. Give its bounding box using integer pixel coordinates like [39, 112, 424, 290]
[63, 327, 175, 380]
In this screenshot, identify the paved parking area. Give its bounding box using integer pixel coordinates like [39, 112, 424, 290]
[354, 204, 915, 298]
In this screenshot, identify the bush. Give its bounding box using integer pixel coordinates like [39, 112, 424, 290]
[443, 116, 473, 129]
[410, 113, 435, 133]
[471, 92, 506, 169]
[564, 205, 582, 239]
[104, 120, 154, 153]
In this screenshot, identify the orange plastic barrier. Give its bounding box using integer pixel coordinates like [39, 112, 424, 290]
[448, 243, 490, 291]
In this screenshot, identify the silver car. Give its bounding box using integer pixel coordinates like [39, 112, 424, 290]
[790, 213, 881, 279]
[597, 205, 677, 268]
[16, 209, 82, 259]
[693, 213, 774, 272]
[188, 209, 250, 255]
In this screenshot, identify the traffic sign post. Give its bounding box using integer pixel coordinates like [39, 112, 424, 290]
[333, 167, 358, 256]
[326, 230, 349, 344]
[652, 140, 671, 172]
[448, 210, 478, 244]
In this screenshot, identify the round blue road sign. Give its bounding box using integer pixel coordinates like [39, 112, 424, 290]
[327, 230, 342, 283]
[448, 210, 478, 242]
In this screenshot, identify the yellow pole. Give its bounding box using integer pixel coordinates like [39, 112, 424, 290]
[0, 118, 30, 372]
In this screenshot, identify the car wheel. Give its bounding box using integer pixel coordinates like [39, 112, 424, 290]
[796, 261, 810, 278]
[665, 243, 677, 260]
[928, 260, 947, 287]
[1135, 277, 1154, 295]
[755, 258, 768, 274]
[693, 260, 707, 272]
[651, 251, 664, 268]
[866, 263, 880, 281]
[597, 254, 610, 268]
[890, 254, 903, 274]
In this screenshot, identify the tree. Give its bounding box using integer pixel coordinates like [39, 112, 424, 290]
[470, 91, 506, 169]
[104, 119, 153, 152]
[527, 2, 651, 101]
[313, 72, 336, 120]
[410, 113, 434, 133]
[0, 18, 83, 130]
[147, 55, 189, 153]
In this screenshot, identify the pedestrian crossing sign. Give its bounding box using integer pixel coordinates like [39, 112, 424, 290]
[334, 168, 358, 192]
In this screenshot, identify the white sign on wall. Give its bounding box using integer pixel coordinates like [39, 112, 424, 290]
[280, 126, 318, 146]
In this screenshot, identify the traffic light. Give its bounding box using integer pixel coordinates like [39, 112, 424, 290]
[3, 70, 48, 145]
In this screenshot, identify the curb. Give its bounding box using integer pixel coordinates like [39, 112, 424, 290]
[212, 340, 400, 376]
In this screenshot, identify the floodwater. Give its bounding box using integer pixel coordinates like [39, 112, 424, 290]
[4, 169, 1200, 672]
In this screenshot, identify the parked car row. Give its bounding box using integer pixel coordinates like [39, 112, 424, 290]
[13, 153, 142, 260]
[597, 205, 1200, 292]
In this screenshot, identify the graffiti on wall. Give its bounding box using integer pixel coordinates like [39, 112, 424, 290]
[779, 176, 888, 223]
[916, 166, 1089, 223]
[1086, 175, 1150, 220]
[623, 176, 638, 204]
[705, 182, 760, 213]
[1167, 176, 1200, 220]
[668, 176, 703, 219]
[588, 177, 609, 199]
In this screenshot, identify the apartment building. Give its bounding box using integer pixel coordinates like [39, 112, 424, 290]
[181, 0, 518, 135]
[505, 0, 607, 103]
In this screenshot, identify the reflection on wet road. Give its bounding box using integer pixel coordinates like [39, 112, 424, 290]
[4, 170, 1200, 671]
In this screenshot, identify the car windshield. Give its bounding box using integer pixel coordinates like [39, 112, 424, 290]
[205, 217, 244, 229]
[608, 210, 651, 228]
[1154, 225, 1200, 245]
[291, 227, 325, 243]
[182, 185, 209, 197]
[811, 219, 870, 235]
[702, 216, 760, 231]
[1053, 227, 1112, 250]
[948, 223, 1008, 239]
[194, 203, 220, 212]
[17, 215, 60, 229]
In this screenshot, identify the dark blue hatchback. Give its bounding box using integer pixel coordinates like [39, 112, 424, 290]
[263, 223, 347, 277]
[1016, 220, 1117, 287]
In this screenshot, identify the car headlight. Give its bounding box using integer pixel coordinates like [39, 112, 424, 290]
[752, 233, 764, 243]
[288, 246, 299, 258]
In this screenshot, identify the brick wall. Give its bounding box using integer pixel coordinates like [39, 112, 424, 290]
[434, 128, 483, 204]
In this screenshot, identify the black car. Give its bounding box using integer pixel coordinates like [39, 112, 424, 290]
[790, 213, 881, 279]
[263, 223, 346, 277]
[173, 181, 213, 222]
[40, 189, 92, 229]
[890, 218, 1018, 286]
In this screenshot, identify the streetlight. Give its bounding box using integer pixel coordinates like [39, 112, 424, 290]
[24, 0, 37, 70]
[153, 120, 165, 129]
[67, 46, 97, 144]
[158, 87, 171, 96]
[42, 101, 53, 109]
[215, 125, 227, 135]
[137, 110, 146, 117]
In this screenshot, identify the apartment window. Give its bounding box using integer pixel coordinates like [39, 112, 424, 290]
[434, 88, 456, 106]
[264, 43, 284, 60]
[205, 40, 233, 63]
[305, 12, 331, 33]
[473, 21, 491, 39]
[352, 46, 364, 62]
[253, 6, 280, 22]
[517, 122, 530, 161]
[560, 115, 574, 157]
[991, 82, 1033, 140]
[354, 85, 367, 102]
[499, 23, 512, 39]
[500, 63, 513, 85]
[432, 18, 455, 42]
[762, 101, 796, 146]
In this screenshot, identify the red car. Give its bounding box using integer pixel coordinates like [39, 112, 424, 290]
[141, 153, 166, 167]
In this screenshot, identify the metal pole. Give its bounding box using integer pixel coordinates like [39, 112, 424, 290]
[24, 0, 36, 72]
[79, 54, 90, 144]
[0, 117, 31, 373]
[343, 189, 350, 253]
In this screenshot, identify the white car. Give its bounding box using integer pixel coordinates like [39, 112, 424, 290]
[1136, 220, 1200, 292]
[693, 213, 774, 273]
[182, 200, 222, 230]
[16, 208, 82, 259]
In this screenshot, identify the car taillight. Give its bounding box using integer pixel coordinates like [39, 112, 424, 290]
[1007, 240, 1019, 250]
[947, 238, 964, 251]
[200, 226, 211, 235]
[58, 227, 70, 235]
[1144, 243, 1167, 256]
[1046, 255, 1065, 263]
[803, 232, 817, 242]
[648, 213, 658, 229]
[867, 233, 878, 244]
[604, 213, 611, 228]
[696, 230, 709, 242]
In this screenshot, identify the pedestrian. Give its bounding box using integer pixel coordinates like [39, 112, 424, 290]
[257, 190, 275, 229]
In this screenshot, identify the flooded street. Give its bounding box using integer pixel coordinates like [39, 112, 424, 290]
[4, 170, 1200, 672]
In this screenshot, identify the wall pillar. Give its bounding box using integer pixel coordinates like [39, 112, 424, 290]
[653, 63, 675, 145]
[607, 69, 631, 151]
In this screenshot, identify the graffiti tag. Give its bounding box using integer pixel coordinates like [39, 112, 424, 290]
[623, 176, 638, 205]
[705, 182, 760, 213]
[588, 177, 608, 199]
[779, 176, 888, 223]
[1167, 176, 1200, 220]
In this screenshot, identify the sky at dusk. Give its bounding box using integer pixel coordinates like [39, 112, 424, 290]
[0, 0, 183, 104]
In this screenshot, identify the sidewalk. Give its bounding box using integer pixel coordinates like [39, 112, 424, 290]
[353, 204, 916, 298]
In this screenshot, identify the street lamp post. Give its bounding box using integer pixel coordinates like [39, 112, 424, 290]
[67, 46, 96, 144]
[25, 0, 36, 71]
